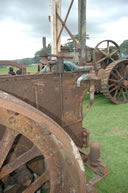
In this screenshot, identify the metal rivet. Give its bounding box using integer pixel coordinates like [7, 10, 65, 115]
[24, 125, 33, 132]
[8, 117, 16, 124]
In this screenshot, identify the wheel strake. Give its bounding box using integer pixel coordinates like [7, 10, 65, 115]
[101, 59, 128, 104]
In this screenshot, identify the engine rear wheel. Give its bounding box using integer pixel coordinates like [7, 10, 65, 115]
[101, 59, 128, 104]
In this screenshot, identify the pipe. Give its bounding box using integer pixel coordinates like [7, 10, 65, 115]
[77, 74, 89, 87]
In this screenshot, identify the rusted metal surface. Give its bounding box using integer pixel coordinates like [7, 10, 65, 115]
[0, 60, 109, 192]
[79, 143, 109, 185]
[0, 72, 90, 147]
[83, 83, 95, 119]
[0, 91, 88, 193]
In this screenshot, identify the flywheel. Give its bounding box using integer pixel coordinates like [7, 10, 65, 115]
[0, 91, 87, 193]
[93, 40, 121, 71]
[101, 59, 128, 104]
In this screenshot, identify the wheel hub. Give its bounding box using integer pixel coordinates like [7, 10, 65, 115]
[106, 54, 111, 59]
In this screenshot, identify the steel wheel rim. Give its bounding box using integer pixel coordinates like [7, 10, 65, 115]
[101, 59, 128, 104]
[0, 110, 64, 193]
[0, 91, 87, 193]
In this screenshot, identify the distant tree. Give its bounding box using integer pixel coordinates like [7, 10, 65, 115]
[35, 44, 51, 57]
[15, 58, 35, 66]
[120, 40, 128, 55]
[34, 44, 51, 63]
[64, 34, 90, 50]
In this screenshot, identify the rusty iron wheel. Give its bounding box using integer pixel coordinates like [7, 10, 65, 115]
[0, 91, 87, 193]
[93, 40, 121, 70]
[101, 59, 128, 104]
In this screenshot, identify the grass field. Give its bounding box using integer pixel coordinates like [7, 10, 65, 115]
[83, 94, 128, 193]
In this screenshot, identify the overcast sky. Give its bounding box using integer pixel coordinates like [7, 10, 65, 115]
[0, 0, 128, 60]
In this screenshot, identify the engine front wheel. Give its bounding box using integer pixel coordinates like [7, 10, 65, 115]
[0, 91, 87, 193]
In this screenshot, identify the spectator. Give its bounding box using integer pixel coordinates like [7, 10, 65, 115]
[8, 67, 16, 75]
[16, 69, 22, 75]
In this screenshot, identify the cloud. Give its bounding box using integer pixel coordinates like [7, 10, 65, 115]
[0, 0, 51, 37]
[0, 0, 128, 59]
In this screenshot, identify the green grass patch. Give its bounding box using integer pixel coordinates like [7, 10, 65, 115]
[0, 67, 18, 74]
[26, 65, 38, 73]
[83, 94, 128, 193]
[0, 65, 38, 75]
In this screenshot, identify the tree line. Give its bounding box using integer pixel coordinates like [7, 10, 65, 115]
[15, 38, 128, 66]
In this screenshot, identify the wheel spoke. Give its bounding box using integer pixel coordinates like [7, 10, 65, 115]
[111, 72, 120, 80]
[109, 79, 120, 83]
[110, 57, 114, 62]
[0, 128, 18, 168]
[115, 69, 122, 79]
[109, 85, 120, 93]
[22, 169, 49, 193]
[113, 89, 118, 98]
[96, 56, 107, 64]
[108, 83, 116, 89]
[0, 145, 41, 179]
[97, 48, 106, 56]
[117, 88, 123, 98]
[110, 49, 119, 57]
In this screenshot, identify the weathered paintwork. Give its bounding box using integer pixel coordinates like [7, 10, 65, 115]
[0, 60, 108, 193]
